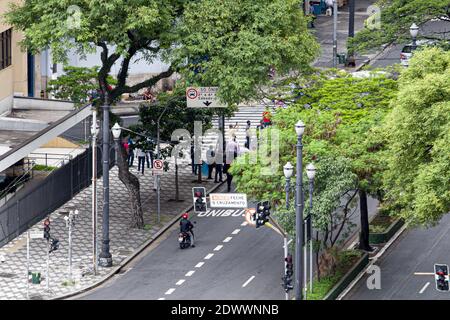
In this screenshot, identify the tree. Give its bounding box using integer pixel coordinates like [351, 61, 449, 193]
[47, 66, 117, 107]
[230, 70, 398, 252]
[5, 0, 318, 228]
[382, 47, 450, 226]
[350, 0, 450, 53]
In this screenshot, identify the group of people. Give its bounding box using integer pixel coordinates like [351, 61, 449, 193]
[123, 137, 155, 175]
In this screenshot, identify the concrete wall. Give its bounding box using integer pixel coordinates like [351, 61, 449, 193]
[0, 117, 47, 131]
[13, 97, 75, 111]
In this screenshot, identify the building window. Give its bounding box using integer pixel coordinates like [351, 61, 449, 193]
[0, 28, 12, 71]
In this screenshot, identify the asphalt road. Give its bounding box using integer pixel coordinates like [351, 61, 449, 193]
[343, 214, 450, 300]
[77, 184, 286, 300]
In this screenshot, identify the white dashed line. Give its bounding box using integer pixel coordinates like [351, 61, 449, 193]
[242, 276, 255, 288]
[223, 237, 233, 243]
[419, 282, 430, 294]
[165, 288, 176, 295]
[176, 279, 185, 286]
[158, 298, 165, 300]
[214, 245, 223, 251]
[241, 222, 248, 226]
[195, 262, 205, 268]
[185, 270, 195, 277]
[232, 229, 241, 235]
[204, 253, 214, 260]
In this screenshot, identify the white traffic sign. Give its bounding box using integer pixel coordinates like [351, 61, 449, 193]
[186, 87, 227, 108]
[245, 208, 256, 226]
[210, 193, 247, 208]
[152, 160, 164, 175]
[29, 230, 44, 239]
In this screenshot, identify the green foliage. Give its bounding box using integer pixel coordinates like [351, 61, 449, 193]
[5, 0, 319, 105]
[350, 0, 450, 53]
[382, 47, 450, 226]
[230, 71, 398, 246]
[33, 165, 57, 172]
[47, 66, 116, 107]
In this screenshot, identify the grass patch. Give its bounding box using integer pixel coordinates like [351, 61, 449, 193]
[369, 213, 395, 233]
[306, 249, 363, 300]
[33, 165, 57, 172]
[61, 280, 76, 286]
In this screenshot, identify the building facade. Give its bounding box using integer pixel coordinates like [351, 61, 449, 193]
[0, 0, 42, 116]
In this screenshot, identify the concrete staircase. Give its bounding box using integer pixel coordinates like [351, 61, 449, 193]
[200, 106, 269, 157]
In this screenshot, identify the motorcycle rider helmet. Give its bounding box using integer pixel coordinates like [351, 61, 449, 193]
[182, 213, 189, 219]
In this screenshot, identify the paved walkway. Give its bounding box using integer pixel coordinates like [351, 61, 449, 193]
[312, 0, 379, 69]
[0, 157, 221, 300]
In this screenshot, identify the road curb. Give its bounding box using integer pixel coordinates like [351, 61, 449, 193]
[51, 180, 226, 300]
[336, 223, 408, 300]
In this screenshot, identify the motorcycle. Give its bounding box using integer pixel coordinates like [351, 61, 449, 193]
[178, 232, 191, 249]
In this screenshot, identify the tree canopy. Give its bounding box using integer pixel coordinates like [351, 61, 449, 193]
[351, 0, 450, 52]
[382, 47, 450, 226]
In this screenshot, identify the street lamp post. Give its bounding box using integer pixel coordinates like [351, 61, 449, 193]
[283, 162, 294, 209]
[90, 110, 99, 275]
[410, 23, 419, 48]
[99, 102, 113, 268]
[306, 163, 316, 293]
[295, 120, 305, 300]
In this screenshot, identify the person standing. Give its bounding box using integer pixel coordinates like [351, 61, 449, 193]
[136, 147, 146, 174]
[145, 138, 154, 169]
[224, 139, 238, 192]
[262, 108, 272, 128]
[206, 145, 216, 180]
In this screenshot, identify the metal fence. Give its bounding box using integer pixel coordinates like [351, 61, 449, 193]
[0, 146, 115, 248]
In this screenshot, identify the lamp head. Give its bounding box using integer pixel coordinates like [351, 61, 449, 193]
[295, 120, 305, 137]
[410, 23, 419, 38]
[283, 162, 294, 179]
[111, 123, 122, 140]
[306, 163, 316, 180]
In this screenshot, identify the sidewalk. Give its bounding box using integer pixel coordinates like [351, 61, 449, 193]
[0, 158, 222, 300]
[312, 0, 380, 70]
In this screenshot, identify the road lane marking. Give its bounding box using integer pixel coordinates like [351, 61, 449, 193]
[223, 237, 233, 243]
[158, 298, 165, 300]
[195, 262, 205, 268]
[214, 245, 223, 251]
[185, 271, 195, 277]
[241, 222, 248, 226]
[165, 288, 176, 295]
[232, 229, 241, 235]
[242, 276, 255, 288]
[204, 253, 214, 260]
[414, 272, 434, 276]
[419, 282, 430, 294]
[176, 279, 185, 286]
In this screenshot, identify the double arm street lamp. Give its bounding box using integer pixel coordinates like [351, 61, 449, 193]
[410, 23, 419, 49]
[294, 120, 305, 300]
[90, 110, 99, 274]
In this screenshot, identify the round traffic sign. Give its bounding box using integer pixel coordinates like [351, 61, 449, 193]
[186, 88, 199, 100]
[153, 160, 164, 170]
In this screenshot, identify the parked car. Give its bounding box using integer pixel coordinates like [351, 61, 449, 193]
[400, 40, 437, 67]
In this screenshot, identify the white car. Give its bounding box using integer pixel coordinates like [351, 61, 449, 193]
[400, 40, 436, 67]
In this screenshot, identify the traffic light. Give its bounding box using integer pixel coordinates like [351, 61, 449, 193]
[282, 254, 294, 292]
[49, 238, 59, 253]
[193, 187, 207, 213]
[434, 264, 449, 292]
[255, 201, 271, 228]
[43, 218, 50, 241]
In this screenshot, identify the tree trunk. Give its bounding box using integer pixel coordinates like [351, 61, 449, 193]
[358, 189, 373, 251]
[115, 139, 145, 229]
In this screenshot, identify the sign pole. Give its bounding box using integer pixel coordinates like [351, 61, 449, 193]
[26, 231, 30, 300]
[46, 238, 50, 290]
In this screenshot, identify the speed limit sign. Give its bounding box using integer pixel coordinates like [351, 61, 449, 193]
[153, 160, 164, 175]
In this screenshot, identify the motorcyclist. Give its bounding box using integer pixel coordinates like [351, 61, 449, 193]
[180, 213, 195, 247]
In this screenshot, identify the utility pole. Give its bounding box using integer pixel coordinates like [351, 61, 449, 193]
[333, 0, 338, 68]
[91, 109, 98, 275]
[347, 0, 356, 67]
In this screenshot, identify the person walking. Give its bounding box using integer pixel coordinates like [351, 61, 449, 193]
[137, 147, 146, 174]
[245, 120, 251, 149]
[224, 139, 238, 192]
[262, 108, 272, 128]
[206, 145, 216, 180]
[127, 138, 135, 167]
